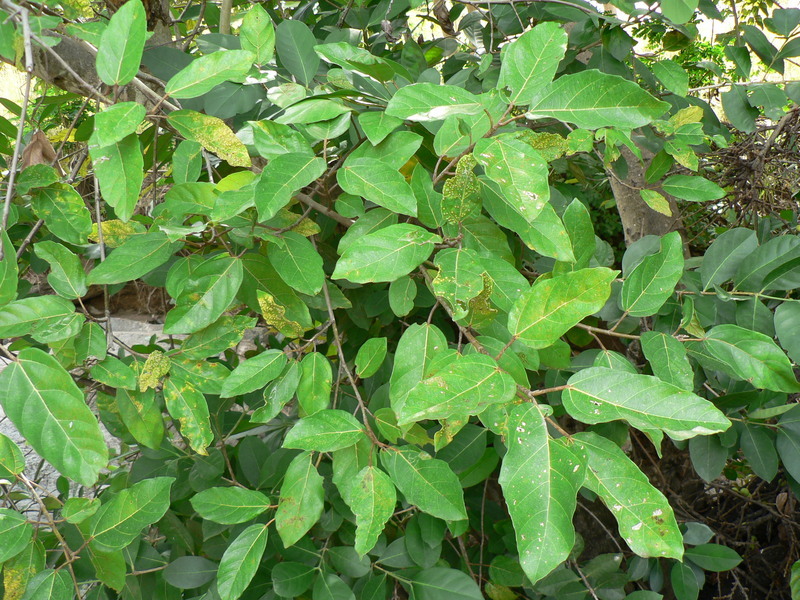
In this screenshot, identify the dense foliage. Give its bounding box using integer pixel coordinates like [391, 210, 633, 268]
[1, 0, 800, 598]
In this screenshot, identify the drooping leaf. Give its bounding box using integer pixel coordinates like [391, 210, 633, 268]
[332, 224, 440, 283]
[96, 0, 146, 85]
[508, 268, 617, 348]
[380, 446, 467, 521]
[283, 409, 366, 451]
[217, 524, 269, 600]
[275, 451, 325, 547]
[0, 348, 107, 486]
[499, 22, 567, 105]
[397, 353, 516, 426]
[89, 477, 174, 552]
[526, 70, 670, 129]
[220, 349, 287, 398]
[349, 466, 396, 556]
[563, 367, 731, 440]
[166, 50, 254, 99]
[91, 133, 143, 222]
[163, 376, 213, 454]
[191, 487, 271, 524]
[499, 404, 586, 586]
[575, 432, 683, 559]
[620, 232, 684, 317]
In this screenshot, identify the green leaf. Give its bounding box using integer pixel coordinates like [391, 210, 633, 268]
[89, 477, 174, 552]
[217, 524, 269, 600]
[397, 353, 516, 426]
[253, 361, 302, 423]
[527, 70, 670, 129]
[670, 562, 699, 600]
[0, 231, 18, 306]
[313, 574, 356, 600]
[350, 466, 396, 556]
[385, 83, 483, 122]
[660, 0, 698, 24]
[163, 376, 213, 454]
[95, 0, 146, 85]
[775, 302, 800, 363]
[241, 4, 275, 64]
[116, 388, 164, 450]
[221, 349, 287, 398]
[337, 158, 417, 217]
[173, 140, 203, 184]
[255, 153, 325, 220]
[742, 24, 783, 74]
[178, 315, 257, 360]
[690, 324, 800, 393]
[88, 231, 182, 285]
[332, 224, 440, 283]
[0, 509, 33, 562]
[166, 50, 254, 99]
[411, 568, 483, 600]
[640, 331, 694, 391]
[620, 232, 684, 317]
[91, 134, 143, 222]
[389, 276, 416, 317]
[0, 432, 25, 480]
[90, 356, 137, 390]
[700, 227, 758, 290]
[168, 109, 251, 167]
[30, 184, 92, 245]
[651, 60, 689, 96]
[431, 248, 485, 320]
[358, 111, 403, 145]
[499, 22, 567, 105]
[283, 409, 366, 451]
[737, 422, 778, 481]
[191, 487, 271, 524]
[163, 556, 218, 589]
[90, 102, 146, 148]
[380, 446, 467, 521]
[297, 352, 332, 416]
[734, 235, 800, 292]
[17, 569, 71, 600]
[508, 268, 617, 348]
[164, 254, 244, 334]
[575, 432, 683, 559]
[3, 538, 45, 599]
[63, 498, 100, 524]
[315, 42, 397, 82]
[684, 544, 742, 572]
[473, 136, 550, 222]
[662, 175, 724, 202]
[498, 404, 586, 586]
[0, 348, 107, 486]
[272, 562, 315, 597]
[563, 367, 731, 440]
[390, 324, 448, 416]
[267, 232, 324, 295]
[355, 337, 388, 378]
[275, 451, 325, 547]
[0, 295, 82, 343]
[276, 20, 320, 85]
[34, 241, 88, 299]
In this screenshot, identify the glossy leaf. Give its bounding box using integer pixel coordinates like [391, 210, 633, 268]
[355, 337, 388, 379]
[337, 157, 417, 217]
[350, 466, 396, 556]
[385, 83, 483, 122]
[255, 153, 325, 220]
[0, 348, 107, 486]
[89, 477, 174, 552]
[276, 451, 325, 547]
[620, 232, 684, 317]
[563, 367, 730, 440]
[96, 0, 146, 85]
[640, 331, 694, 391]
[30, 184, 92, 245]
[499, 404, 586, 586]
[191, 486, 271, 524]
[166, 50, 254, 98]
[88, 231, 182, 285]
[499, 22, 567, 105]
[283, 409, 366, 451]
[217, 524, 269, 600]
[508, 267, 617, 348]
[380, 446, 467, 521]
[221, 349, 287, 397]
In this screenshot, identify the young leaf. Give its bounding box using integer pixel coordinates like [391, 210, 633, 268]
[498, 404, 586, 586]
[337, 157, 418, 217]
[191, 487, 271, 524]
[275, 20, 320, 85]
[380, 446, 467, 521]
[241, 4, 275, 64]
[385, 83, 483, 121]
[163, 376, 213, 454]
[96, 0, 146, 85]
[165, 50, 255, 99]
[275, 451, 325, 547]
[350, 466, 396, 556]
[220, 349, 287, 398]
[620, 232, 684, 317]
[0, 348, 107, 486]
[526, 70, 670, 129]
[332, 224, 440, 284]
[508, 267, 617, 348]
[563, 367, 731, 440]
[575, 432, 683, 560]
[499, 22, 567, 105]
[283, 409, 366, 451]
[266, 232, 325, 295]
[397, 353, 516, 426]
[355, 337, 388, 379]
[217, 524, 269, 600]
[297, 352, 332, 415]
[89, 477, 174, 552]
